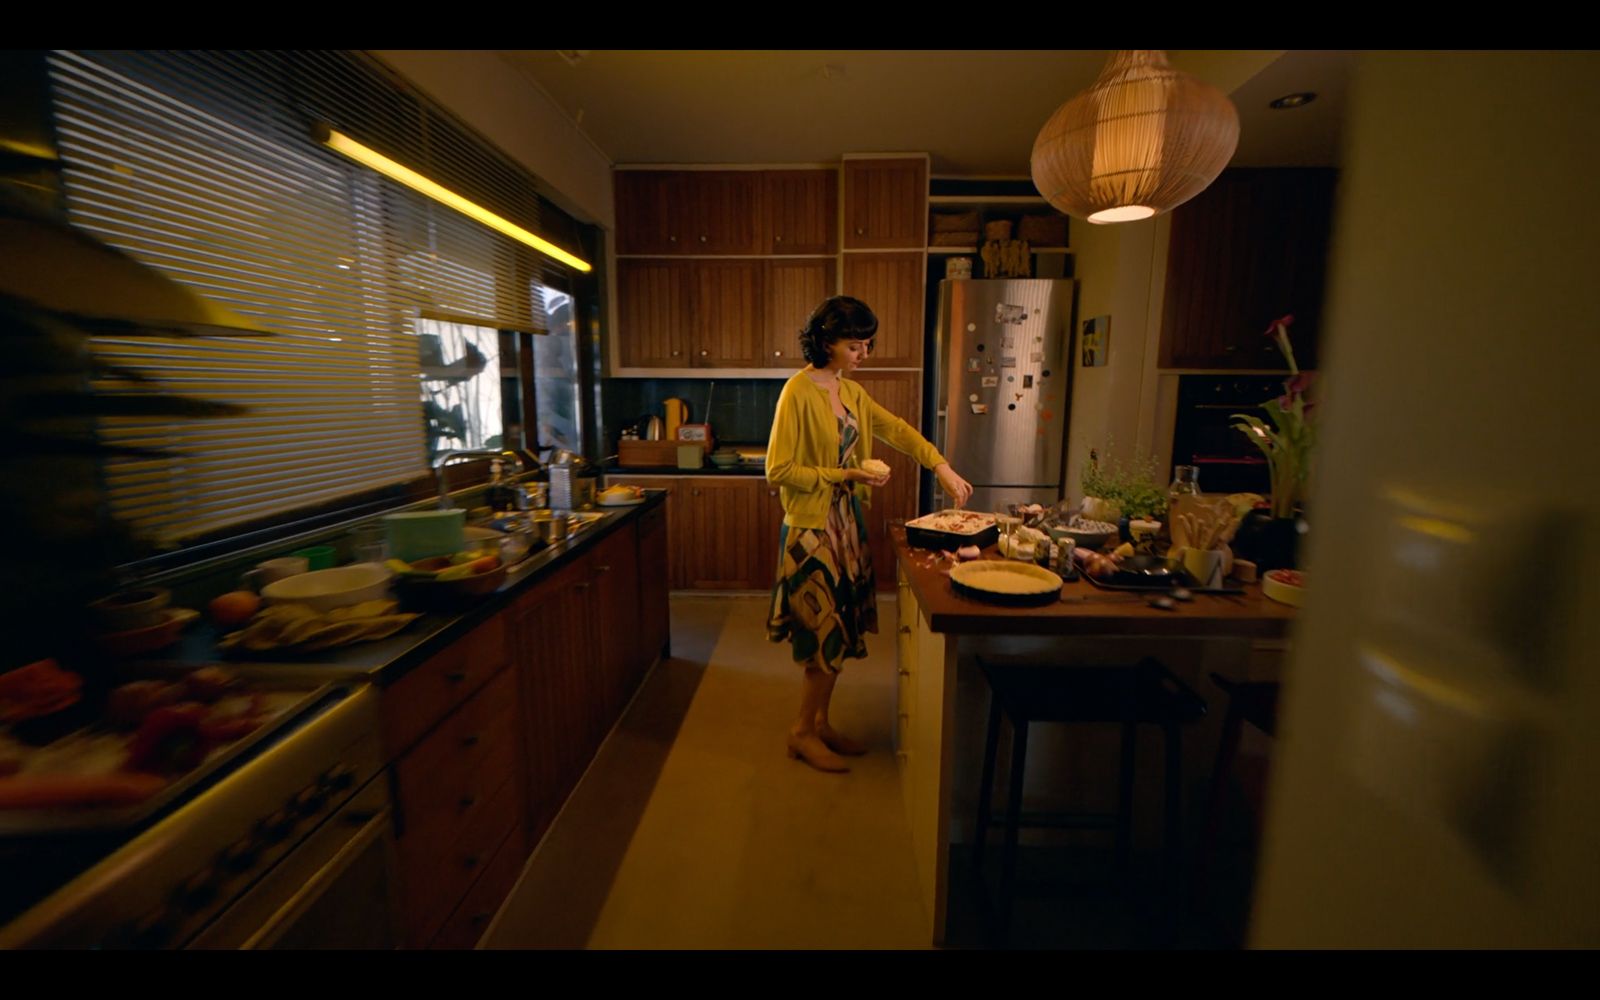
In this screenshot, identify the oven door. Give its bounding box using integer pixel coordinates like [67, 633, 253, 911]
[188, 772, 400, 950]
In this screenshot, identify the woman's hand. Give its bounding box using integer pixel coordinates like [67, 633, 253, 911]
[844, 467, 891, 487]
[934, 463, 973, 508]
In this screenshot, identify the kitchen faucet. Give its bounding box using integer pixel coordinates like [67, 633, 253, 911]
[433, 449, 532, 510]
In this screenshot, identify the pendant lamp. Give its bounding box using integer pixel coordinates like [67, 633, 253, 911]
[1031, 50, 1240, 224]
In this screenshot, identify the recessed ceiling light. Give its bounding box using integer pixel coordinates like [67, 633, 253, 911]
[1270, 92, 1317, 110]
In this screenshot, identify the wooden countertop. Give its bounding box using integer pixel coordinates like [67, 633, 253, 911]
[892, 526, 1297, 638]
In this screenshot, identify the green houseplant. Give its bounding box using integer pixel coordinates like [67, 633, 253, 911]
[1080, 444, 1168, 522]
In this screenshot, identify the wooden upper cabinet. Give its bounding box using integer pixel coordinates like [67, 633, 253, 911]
[617, 259, 690, 367]
[764, 258, 835, 368]
[677, 171, 762, 255]
[615, 171, 683, 255]
[842, 252, 924, 366]
[1160, 167, 1337, 370]
[843, 158, 928, 249]
[692, 260, 764, 367]
[763, 169, 837, 255]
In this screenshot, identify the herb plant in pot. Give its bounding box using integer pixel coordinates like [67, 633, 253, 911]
[1080, 446, 1169, 540]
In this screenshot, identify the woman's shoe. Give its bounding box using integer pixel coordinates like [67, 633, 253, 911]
[786, 733, 850, 773]
[817, 724, 869, 756]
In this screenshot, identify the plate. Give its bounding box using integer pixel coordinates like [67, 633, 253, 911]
[93, 607, 199, 657]
[598, 495, 647, 507]
[949, 559, 1063, 605]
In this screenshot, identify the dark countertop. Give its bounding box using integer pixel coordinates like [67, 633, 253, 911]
[604, 463, 767, 477]
[893, 526, 1296, 638]
[158, 492, 669, 687]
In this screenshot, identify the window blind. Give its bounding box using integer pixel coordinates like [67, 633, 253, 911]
[45, 49, 552, 546]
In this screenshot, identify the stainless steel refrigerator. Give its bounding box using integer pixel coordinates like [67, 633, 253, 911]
[926, 278, 1075, 513]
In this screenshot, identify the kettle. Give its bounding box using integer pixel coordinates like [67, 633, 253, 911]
[642, 415, 664, 440]
[662, 398, 688, 441]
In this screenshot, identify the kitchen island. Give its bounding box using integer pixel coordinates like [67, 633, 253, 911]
[889, 526, 1295, 946]
[0, 493, 671, 949]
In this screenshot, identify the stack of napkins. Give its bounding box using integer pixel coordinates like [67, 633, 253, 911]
[218, 600, 418, 655]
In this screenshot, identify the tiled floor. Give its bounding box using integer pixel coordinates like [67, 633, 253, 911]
[483, 593, 1261, 951]
[484, 594, 931, 950]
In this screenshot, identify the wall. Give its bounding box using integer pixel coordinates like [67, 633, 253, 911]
[370, 50, 614, 229]
[1063, 216, 1177, 502]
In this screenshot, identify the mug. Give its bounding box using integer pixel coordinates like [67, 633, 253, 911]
[244, 556, 309, 590]
[291, 545, 336, 570]
[1183, 547, 1227, 589]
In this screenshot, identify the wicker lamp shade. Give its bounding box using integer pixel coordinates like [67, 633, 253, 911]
[1031, 50, 1239, 225]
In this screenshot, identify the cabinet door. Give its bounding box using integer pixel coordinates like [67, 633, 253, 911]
[692, 260, 764, 367]
[757, 482, 786, 590]
[634, 501, 671, 670]
[679, 478, 766, 589]
[617, 259, 691, 367]
[849, 371, 922, 589]
[591, 523, 641, 729]
[764, 258, 836, 368]
[677, 171, 762, 255]
[614, 171, 694, 255]
[1160, 168, 1337, 369]
[764, 169, 837, 255]
[843, 158, 927, 250]
[606, 477, 681, 598]
[512, 557, 596, 846]
[842, 252, 925, 366]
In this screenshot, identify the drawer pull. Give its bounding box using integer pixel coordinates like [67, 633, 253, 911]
[460, 733, 481, 748]
[464, 853, 484, 869]
[897, 668, 912, 677]
[446, 670, 468, 683]
[472, 911, 494, 927]
[774, 235, 783, 244]
[898, 625, 912, 634]
[460, 794, 478, 809]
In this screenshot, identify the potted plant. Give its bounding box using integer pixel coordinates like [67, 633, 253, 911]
[1231, 314, 1316, 570]
[1080, 445, 1168, 526]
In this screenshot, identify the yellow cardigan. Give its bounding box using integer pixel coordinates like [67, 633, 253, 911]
[766, 370, 947, 529]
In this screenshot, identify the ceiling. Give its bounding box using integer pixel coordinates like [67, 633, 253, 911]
[497, 50, 1356, 174]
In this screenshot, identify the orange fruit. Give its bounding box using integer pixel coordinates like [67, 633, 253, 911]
[208, 591, 262, 628]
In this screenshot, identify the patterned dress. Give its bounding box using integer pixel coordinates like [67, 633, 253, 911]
[766, 407, 878, 673]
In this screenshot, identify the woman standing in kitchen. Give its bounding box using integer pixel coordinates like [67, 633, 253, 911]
[766, 296, 973, 773]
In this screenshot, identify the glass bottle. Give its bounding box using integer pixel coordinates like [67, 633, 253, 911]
[1168, 465, 1201, 507]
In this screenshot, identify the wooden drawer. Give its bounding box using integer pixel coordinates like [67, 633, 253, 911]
[428, 824, 527, 950]
[395, 666, 520, 860]
[402, 770, 523, 949]
[382, 614, 509, 757]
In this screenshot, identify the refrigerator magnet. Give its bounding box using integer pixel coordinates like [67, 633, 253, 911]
[970, 402, 989, 415]
[1030, 352, 1044, 363]
[968, 393, 980, 403]
[1003, 336, 1016, 348]
[1001, 357, 1018, 368]
[1023, 374, 1034, 388]
[981, 376, 999, 387]
[967, 357, 981, 372]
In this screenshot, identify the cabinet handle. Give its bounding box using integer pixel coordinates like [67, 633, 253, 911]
[461, 733, 481, 747]
[471, 911, 494, 927]
[856, 227, 865, 235]
[1224, 345, 1238, 353]
[699, 234, 708, 243]
[460, 794, 478, 809]
[774, 234, 783, 243]
[668, 235, 678, 243]
[898, 668, 912, 677]
[446, 670, 468, 683]
[670, 350, 681, 357]
[699, 349, 709, 357]
[898, 625, 912, 634]
[464, 853, 484, 869]
[768, 490, 777, 497]
[595, 564, 611, 575]
[773, 350, 783, 357]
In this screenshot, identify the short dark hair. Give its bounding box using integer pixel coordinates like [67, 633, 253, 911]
[798, 295, 877, 368]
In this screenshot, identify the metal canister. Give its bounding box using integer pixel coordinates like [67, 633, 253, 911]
[549, 463, 576, 510]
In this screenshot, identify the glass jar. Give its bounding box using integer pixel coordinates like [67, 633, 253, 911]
[1169, 465, 1201, 504]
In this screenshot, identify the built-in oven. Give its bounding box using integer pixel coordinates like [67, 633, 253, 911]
[1170, 374, 1289, 495]
[0, 682, 400, 950]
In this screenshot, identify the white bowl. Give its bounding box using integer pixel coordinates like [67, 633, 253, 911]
[261, 563, 393, 612]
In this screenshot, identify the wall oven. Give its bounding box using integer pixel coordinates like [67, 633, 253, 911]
[0, 682, 400, 950]
[1170, 374, 1289, 495]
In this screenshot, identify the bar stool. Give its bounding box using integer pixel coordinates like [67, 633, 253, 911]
[971, 656, 1208, 946]
[1193, 674, 1281, 911]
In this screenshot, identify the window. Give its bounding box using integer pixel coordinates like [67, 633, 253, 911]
[42, 50, 563, 551]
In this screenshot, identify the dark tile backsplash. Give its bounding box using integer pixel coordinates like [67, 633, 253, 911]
[601, 378, 787, 452]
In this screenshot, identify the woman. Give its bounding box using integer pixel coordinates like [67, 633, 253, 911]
[766, 296, 973, 773]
